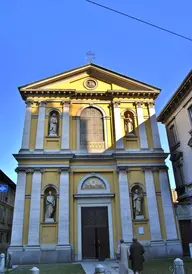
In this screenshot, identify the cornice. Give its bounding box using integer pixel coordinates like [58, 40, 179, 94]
[20, 89, 159, 101]
[157, 71, 192, 123]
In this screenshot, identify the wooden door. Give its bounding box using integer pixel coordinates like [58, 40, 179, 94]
[81, 207, 110, 259]
[179, 220, 192, 256]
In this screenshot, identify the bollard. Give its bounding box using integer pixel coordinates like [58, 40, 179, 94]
[174, 258, 184, 274]
[30, 267, 40, 274]
[0, 253, 5, 273]
[95, 264, 105, 274]
[189, 243, 192, 258]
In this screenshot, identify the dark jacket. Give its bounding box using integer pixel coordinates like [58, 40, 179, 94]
[130, 241, 145, 271]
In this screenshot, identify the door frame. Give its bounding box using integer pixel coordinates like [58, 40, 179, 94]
[77, 198, 114, 261]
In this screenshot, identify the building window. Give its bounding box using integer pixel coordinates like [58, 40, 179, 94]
[188, 105, 192, 124]
[80, 107, 104, 149]
[169, 124, 178, 147]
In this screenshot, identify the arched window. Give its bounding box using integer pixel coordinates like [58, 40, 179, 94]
[80, 107, 104, 149]
[48, 110, 59, 137]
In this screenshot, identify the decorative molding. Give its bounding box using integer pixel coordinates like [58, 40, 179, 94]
[83, 78, 98, 90]
[38, 101, 47, 107]
[147, 102, 155, 108]
[134, 101, 144, 108]
[116, 167, 130, 173]
[74, 193, 115, 199]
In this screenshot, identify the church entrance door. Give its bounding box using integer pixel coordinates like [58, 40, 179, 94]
[82, 206, 110, 259]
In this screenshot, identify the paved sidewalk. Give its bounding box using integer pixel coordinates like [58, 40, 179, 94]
[81, 260, 134, 274]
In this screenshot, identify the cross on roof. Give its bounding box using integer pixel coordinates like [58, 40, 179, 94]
[86, 50, 96, 63]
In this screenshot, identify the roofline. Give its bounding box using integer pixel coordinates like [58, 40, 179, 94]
[157, 69, 192, 123]
[18, 62, 161, 92]
[0, 170, 16, 189]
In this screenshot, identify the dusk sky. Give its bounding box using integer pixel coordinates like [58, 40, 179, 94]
[1, 0, 192, 187]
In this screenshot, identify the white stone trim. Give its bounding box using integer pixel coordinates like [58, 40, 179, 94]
[159, 169, 178, 240]
[77, 173, 110, 194]
[35, 102, 46, 150]
[21, 102, 33, 150]
[144, 169, 162, 241]
[118, 170, 133, 242]
[58, 170, 69, 244]
[77, 199, 114, 261]
[11, 171, 26, 246]
[113, 103, 124, 149]
[136, 104, 148, 149]
[61, 102, 70, 149]
[148, 104, 161, 149]
[28, 171, 42, 245]
[103, 117, 108, 149]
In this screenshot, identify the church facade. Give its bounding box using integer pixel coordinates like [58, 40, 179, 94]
[9, 64, 182, 264]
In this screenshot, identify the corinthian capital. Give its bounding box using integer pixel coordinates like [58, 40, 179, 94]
[134, 101, 143, 108]
[113, 101, 121, 108]
[148, 101, 155, 108]
[25, 100, 33, 107]
[61, 100, 71, 108]
[38, 101, 47, 107]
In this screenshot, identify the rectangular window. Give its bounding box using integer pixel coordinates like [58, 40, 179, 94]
[188, 105, 192, 124]
[169, 125, 177, 146]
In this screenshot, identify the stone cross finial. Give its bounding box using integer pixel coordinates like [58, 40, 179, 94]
[86, 50, 96, 63]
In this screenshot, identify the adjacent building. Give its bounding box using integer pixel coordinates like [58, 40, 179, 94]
[157, 70, 192, 256]
[0, 170, 16, 253]
[9, 63, 182, 264]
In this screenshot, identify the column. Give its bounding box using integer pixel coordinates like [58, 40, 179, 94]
[118, 168, 133, 242]
[21, 101, 33, 150]
[35, 101, 46, 150]
[27, 169, 42, 246]
[61, 101, 70, 150]
[135, 102, 148, 149]
[113, 102, 124, 149]
[159, 168, 178, 240]
[144, 168, 162, 241]
[57, 168, 70, 245]
[10, 169, 27, 246]
[148, 102, 161, 149]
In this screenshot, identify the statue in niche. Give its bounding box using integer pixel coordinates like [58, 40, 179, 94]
[45, 191, 56, 222]
[49, 113, 58, 136]
[124, 112, 134, 135]
[133, 187, 144, 219]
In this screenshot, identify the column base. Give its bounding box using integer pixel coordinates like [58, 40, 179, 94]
[8, 244, 72, 265]
[140, 240, 182, 258]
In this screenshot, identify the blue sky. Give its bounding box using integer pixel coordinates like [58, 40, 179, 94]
[0, 0, 192, 186]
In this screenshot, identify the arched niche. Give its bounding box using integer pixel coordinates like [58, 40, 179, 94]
[123, 110, 135, 136]
[131, 184, 145, 220]
[78, 174, 110, 194]
[43, 185, 57, 222]
[48, 110, 60, 137]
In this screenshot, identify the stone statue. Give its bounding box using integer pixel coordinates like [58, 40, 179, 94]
[45, 191, 55, 222]
[124, 113, 134, 135]
[49, 113, 58, 136]
[133, 188, 144, 219]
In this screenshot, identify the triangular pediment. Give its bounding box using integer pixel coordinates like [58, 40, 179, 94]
[19, 63, 160, 99]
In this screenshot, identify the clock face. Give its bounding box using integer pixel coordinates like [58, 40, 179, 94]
[84, 78, 98, 90]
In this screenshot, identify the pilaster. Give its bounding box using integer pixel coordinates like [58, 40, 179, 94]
[113, 101, 124, 149]
[148, 102, 161, 149]
[143, 167, 162, 241]
[35, 101, 47, 151]
[57, 168, 70, 246]
[159, 167, 178, 240]
[21, 100, 33, 151]
[27, 169, 44, 247]
[135, 102, 148, 149]
[10, 168, 27, 247]
[117, 167, 133, 242]
[61, 101, 71, 150]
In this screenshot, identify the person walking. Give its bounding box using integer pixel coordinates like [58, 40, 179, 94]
[119, 239, 129, 274]
[129, 238, 145, 274]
